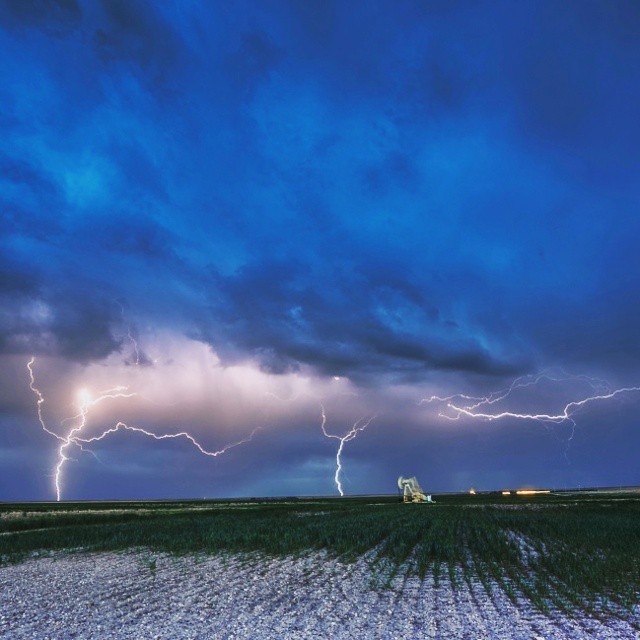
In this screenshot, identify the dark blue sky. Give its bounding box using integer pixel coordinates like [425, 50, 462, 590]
[1, 1, 639, 501]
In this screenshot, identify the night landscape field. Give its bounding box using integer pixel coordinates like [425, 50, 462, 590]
[2, 491, 639, 637]
[2, 0, 640, 638]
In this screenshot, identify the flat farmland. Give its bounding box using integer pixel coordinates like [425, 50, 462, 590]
[1, 492, 639, 639]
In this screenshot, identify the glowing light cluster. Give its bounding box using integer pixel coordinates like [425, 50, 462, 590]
[320, 404, 375, 496]
[27, 357, 260, 501]
[516, 489, 550, 496]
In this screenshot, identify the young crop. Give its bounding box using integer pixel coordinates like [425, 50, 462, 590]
[1, 494, 638, 617]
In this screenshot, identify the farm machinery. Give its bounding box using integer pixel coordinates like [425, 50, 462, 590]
[398, 476, 434, 503]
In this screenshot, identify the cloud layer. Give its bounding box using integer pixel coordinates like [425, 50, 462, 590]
[1, 1, 639, 499]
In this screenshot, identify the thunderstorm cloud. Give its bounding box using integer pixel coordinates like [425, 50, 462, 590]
[1, 1, 639, 499]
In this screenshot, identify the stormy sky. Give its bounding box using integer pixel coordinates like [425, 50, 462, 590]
[1, 0, 639, 501]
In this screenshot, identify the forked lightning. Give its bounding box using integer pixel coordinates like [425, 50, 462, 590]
[320, 404, 375, 496]
[27, 357, 260, 500]
[422, 370, 640, 435]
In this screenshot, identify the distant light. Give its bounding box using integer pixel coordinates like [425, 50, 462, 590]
[516, 489, 551, 496]
[502, 490, 511, 496]
[333, 376, 341, 381]
[469, 488, 476, 495]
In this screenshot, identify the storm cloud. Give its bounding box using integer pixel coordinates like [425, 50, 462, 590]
[1, 1, 639, 499]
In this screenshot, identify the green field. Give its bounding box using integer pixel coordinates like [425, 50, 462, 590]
[1, 492, 639, 616]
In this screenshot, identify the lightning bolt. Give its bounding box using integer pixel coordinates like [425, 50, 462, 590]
[446, 386, 640, 423]
[27, 357, 261, 501]
[53, 385, 136, 501]
[126, 327, 141, 366]
[27, 357, 64, 443]
[320, 404, 375, 496]
[419, 369, 611, 418]
[116, 300, 141, 365]
[422, 369, 640, 439]
[77, 423, 261, 458]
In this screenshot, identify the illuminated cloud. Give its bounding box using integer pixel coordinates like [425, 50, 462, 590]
[1, 1, 639, 498]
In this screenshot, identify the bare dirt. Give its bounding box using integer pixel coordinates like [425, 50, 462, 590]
[0, 551, 637, 639]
